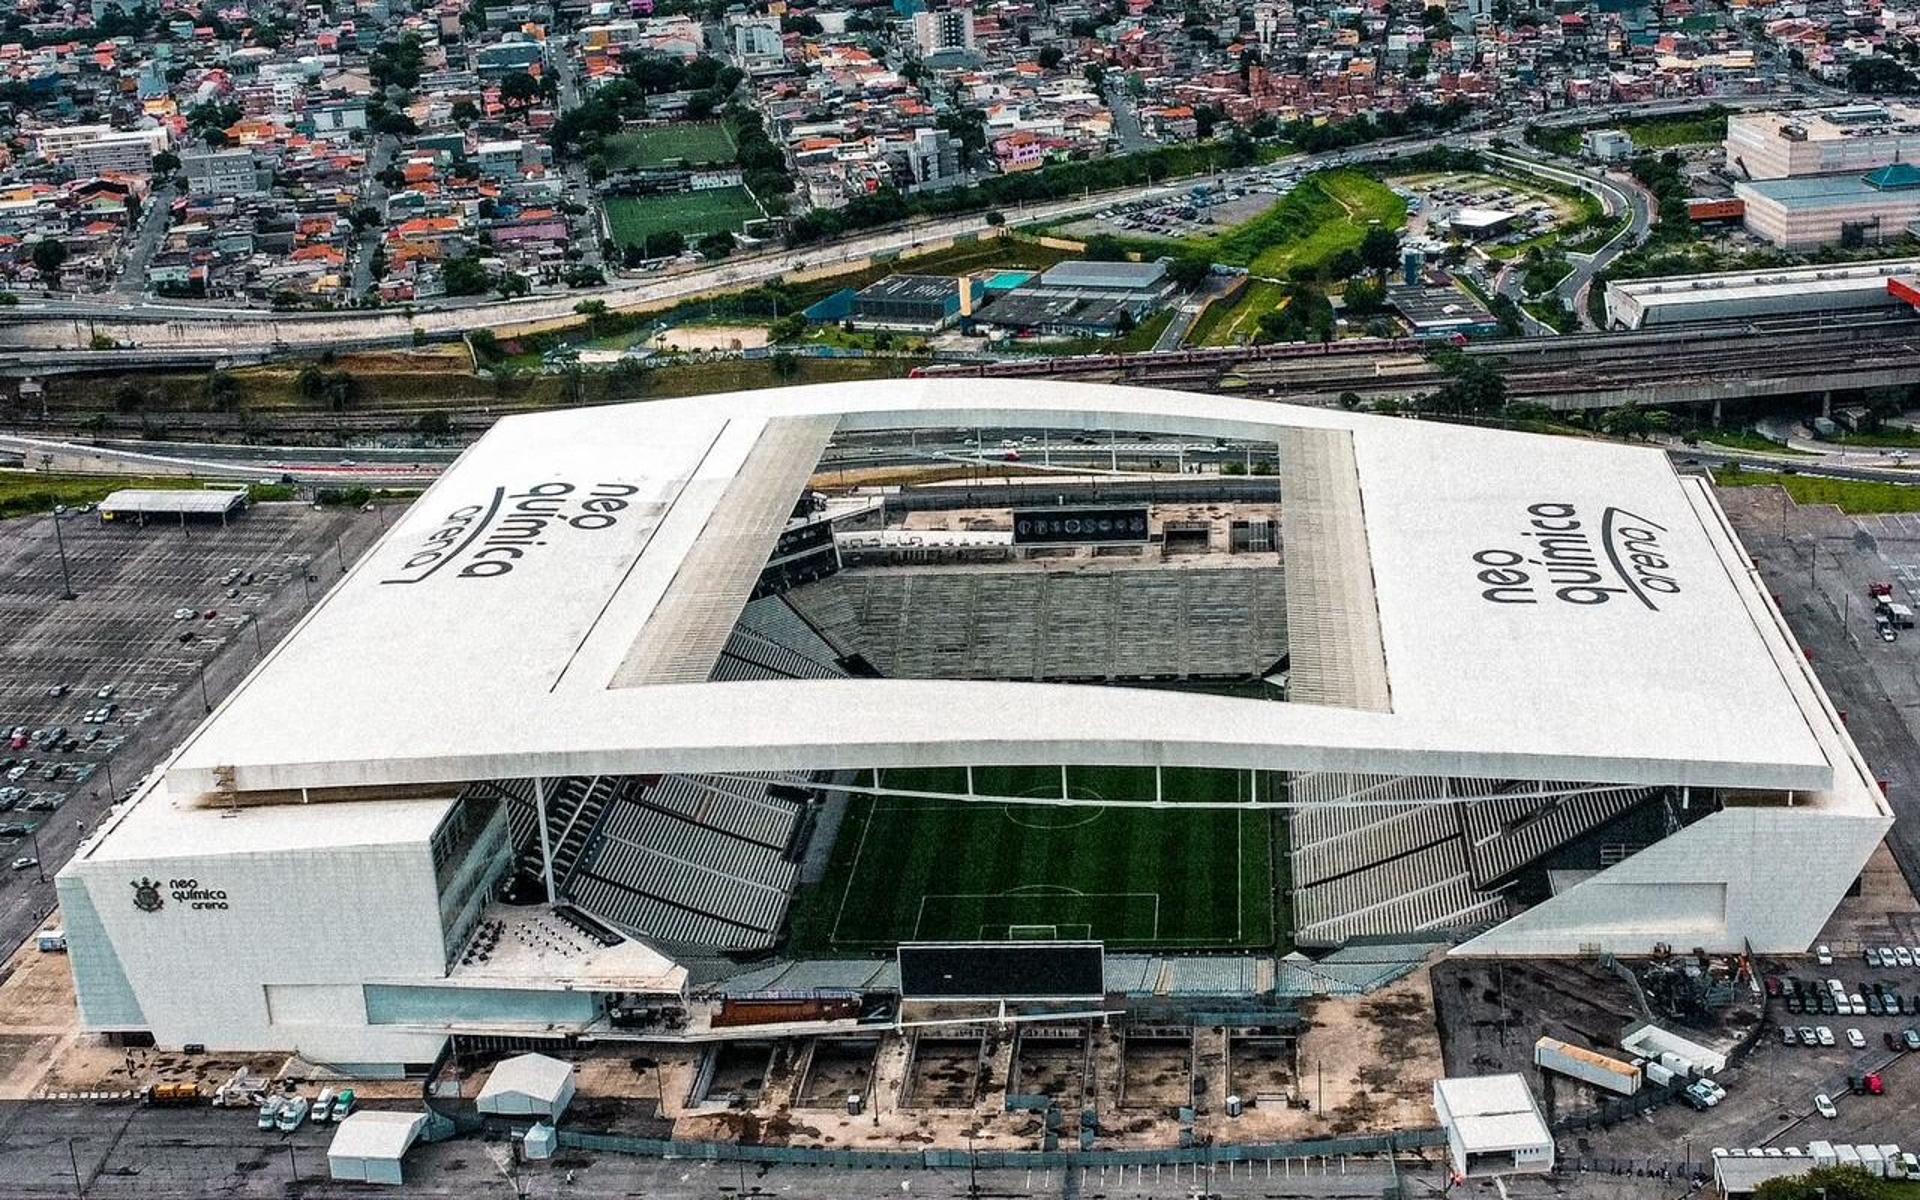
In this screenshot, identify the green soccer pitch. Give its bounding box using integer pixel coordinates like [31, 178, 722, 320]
[786, 765, 1288, 954]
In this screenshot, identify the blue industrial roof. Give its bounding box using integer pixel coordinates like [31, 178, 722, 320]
[1864, 162, 1920, 191]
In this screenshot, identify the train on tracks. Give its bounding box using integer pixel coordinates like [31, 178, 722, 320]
[907, 334, 1463, 380]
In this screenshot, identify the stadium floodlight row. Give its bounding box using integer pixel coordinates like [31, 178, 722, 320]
[55, 380, 1887, 1070]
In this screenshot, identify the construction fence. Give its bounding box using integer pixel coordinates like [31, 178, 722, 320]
[555, 1128, 1448, 1170]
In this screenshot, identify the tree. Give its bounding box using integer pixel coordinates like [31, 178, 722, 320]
[151, 149, 180, 175]
[937, 108, 989, 168]
[984, 210, 1005, 227]
[1037, 45, 1064, 70]
[697, 230, 737, 260]
[1083, 235, 1130, 261]
[500, 71, 542, 108]
[1359, 225, 1401, 276]
[769, 313, 808, 343]
[1427, 353, 1507, 414]
[1167, 254, 1212, 289]
[450, 99, 480, 125]
[496, 271, 530, 299]
[416, 410, 453, 436]
[1083, 63, 1106, 89]
[770, 350, 800, 380]
[1755, 1167, 1899, 1200]
[1343, 277, 1387, 315]
[1114, 308, 1136, 335]
[442, 254, 491, 296]
[30, 238, 66, 277]
[203, 370, 241, 411]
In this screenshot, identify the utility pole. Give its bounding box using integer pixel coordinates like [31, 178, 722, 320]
[49, 508, 75, 601]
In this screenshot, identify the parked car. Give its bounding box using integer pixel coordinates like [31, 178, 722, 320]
[274, 1096, 309, 1132]
[1818, 1026, 1836, 1046]
[1849, 1029, 1867, 1048]
[257, 1098, 281, 1130]
[1815, 1093, 1838, 1120]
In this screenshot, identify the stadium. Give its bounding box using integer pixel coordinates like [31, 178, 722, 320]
[55, 380, 1888, 1072]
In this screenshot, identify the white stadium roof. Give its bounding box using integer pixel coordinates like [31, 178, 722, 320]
[129, 380, 1872, 817]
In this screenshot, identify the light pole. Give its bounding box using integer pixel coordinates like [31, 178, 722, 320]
[247, 614, 264, 657]
[48, 508, 75, 601]
[30, 827, 45, 882]
[197, 662, 211, 714]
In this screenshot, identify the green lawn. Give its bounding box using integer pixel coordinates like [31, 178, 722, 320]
[1831, 428, 1920, 449]
[1714, 467, 1920, 513]
[603, 123, 736, 169]
[1627, 113, 1729, 149]
[788, 764, 1282, 953]
[1190, 278, 1291, 346]
[1698, 430, 1812, 456]
[603, 187, 761, 247]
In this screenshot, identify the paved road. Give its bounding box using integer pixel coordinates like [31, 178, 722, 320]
[111, 183, 174, 301]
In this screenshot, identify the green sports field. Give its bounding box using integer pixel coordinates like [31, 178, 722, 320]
[604, 123, 737, 169]
[788, 765, 1286, 954]
[603, 187, 761, 247]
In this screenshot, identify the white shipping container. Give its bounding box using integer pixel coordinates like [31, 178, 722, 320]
[1858, 1146, 1887, 1177]
[1534, 1037, 1642, 1096]
[1644, 1062, 1676, 1088]
[1838, 1144, 1863, 1168]
[1658, 1051, 1694, 1078]
[1810, 1141, 1838, 1167]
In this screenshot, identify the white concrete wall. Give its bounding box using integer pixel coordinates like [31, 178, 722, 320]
[1455, 802, 1889, 956]
[68, 840, 451, 1064]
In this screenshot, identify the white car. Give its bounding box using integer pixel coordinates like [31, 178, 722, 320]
[171, 607, 196, 621]
[1849, 1028, 1867, 1048]
[1850, 994, 1867, 1014]
[1815, 1093, 1838, 1120]
[1818, 1026, 1836, 1046]
[1899, 947, 1916, 968]
[1818, 945, 1835, 965]
[1700, 1079, 1728, 1102]
[1867, 948, 1882, 967]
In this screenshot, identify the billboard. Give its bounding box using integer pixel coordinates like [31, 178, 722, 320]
[898, 942, 1106, 1001]
[1012, 506, 1149, 546]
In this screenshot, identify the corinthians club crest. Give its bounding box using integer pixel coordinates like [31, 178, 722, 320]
[131, 878, 163, 913]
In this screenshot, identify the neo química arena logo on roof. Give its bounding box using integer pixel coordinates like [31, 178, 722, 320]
[1471, 502, 1681, 610]
[382, 481, 642, 585]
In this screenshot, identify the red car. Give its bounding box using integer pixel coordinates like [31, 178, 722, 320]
[1867, 1072, 1885, 1096]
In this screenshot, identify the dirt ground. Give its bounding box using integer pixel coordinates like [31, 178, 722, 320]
[653, 324, 769, 352]
[1274, 964, 1445, 1138]
[1120, 1037, 1191, 1110]
[798, 1039, 877, 1108]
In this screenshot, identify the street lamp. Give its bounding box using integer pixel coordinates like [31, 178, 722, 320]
[48, 507, 76, 601]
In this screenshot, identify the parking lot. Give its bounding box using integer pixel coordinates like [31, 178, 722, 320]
[0, 501, 384, 962]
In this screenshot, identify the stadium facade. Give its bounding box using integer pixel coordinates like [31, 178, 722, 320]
[56, 381, 1888, 1070]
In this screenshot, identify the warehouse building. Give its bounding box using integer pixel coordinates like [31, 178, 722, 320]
[1604, 256, 1920, 328]
[1725, 102, 1920, 180]
[1735, 163, 1920, 250]
[975, 259, 1177, 337]
[846, 274, 967, 332]
[56, 381, 1889, 1068]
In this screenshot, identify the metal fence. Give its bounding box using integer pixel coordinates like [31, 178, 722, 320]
[555, 1128, 1448, 1170]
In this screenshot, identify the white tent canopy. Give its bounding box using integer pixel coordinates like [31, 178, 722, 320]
[477, 1053, 576, 1118]
[328, 1110, 428, 1186]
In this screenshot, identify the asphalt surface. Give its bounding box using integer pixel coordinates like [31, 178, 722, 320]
[0, 1101, 1731, 1200]
[0, 504, 382, 960]
[1719, 488, 1920, 902]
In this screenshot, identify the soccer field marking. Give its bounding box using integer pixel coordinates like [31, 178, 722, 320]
[827, 796, 882, 948]
[913, 890, 1163, 941]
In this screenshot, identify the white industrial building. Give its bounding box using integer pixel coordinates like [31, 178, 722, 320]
[1604, 257, 1920, 328]
[54, 381, 1890, 1069]
[1725, 102, 1920, 180]
[1433, 1075, 1554, 1177]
